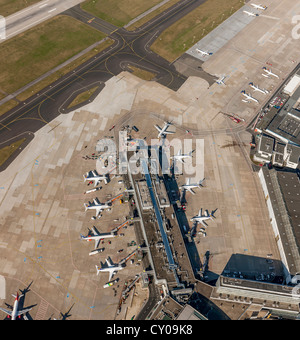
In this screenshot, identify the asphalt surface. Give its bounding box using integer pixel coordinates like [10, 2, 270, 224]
[0, 0, 210, 161]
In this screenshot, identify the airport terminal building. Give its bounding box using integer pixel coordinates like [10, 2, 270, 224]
[254, 68, 300, 169]
[207, 67, 300, 319]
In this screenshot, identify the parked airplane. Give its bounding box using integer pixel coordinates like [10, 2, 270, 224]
[80, 226, 116, 249]
[95, 257, 124, 281]
[243, 10, 259, 17]
[154, 121, 175, 139]
[251, 3, 267, 10]
[84, 170, 108, 186]
[249, 82, 269, 94]
[84, 197, 112, 219]
[241, 90, 259, 103]
[190, 208, 217, 227]
[262, 67, 279, 78]
[0, 292, 32, 320]
[180, 178, 205, 195]
[171, 149, 193, 164]
[196, 48, 213, 57]
[216, 76, 226, 85]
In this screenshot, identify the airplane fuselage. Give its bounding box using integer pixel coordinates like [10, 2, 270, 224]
[82, 233, 115, 242]
[241, 91, 259, 103]
[191, 216, 211, 223]
[154, 123, 175, 138]
[11, 298, 19, 320]
[251, 4, 267, 10]
[243, 10, 258, 17]
[249, 83, 268, 94]
[262, 68, 279, 78]
[196, 48, 212, 56]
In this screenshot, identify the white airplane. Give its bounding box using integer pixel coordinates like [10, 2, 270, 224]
[0, 292, 32, 320]
[84, 170, 108, 186]
[154, 121, 175, 139]
[196, 48, 213, 57]
[171, 149, 193, 164]
[80, 226, 116, 249]
[180, 178, 205, 195]
[243, 10, 259, 17]
[190, 209, 217, 227]
[95, 257, 124, 281]
[251, 4, 267, 10]
[84, 198, 112, 219]
[262, 67, 279, 78]
[249, 82, 269, 94]
[216, 76, 226, 85]
[241, 90, 259, 103]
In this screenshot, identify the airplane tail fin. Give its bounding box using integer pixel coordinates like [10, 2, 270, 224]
[95, 265, 100, 275]
[84, 203, 89, 211]
[12, 293, 23, 300]
[199, 178, 205, 187]
[211, 208, 218, 219]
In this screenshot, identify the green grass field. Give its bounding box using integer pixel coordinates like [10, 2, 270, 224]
[0, 15, 106, 95]
[0, 0, 41, 16]
[81, 0, 162, 27]
[151, 0, 244, 62]
[0, 138, 26, 167]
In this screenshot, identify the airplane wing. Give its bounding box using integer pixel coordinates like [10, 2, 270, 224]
[93, 198, 100, 205]
[95, 238, 101, 249]
[0, 307, 12, 317]
[17, 307, 32, 316]
[186, 187, 195, 195]
[108, 270, 115, 282]
[92, 226, 100, 236]
[199, 220, 207, 227]
[95, 207, 103, 217]
[154, 125, 161, 132]
[106, 257, 113, 267]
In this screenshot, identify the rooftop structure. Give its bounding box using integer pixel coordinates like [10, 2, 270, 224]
[211, 275, 300, 317]
[258, 167, 300, 280]
[266, 109, 300, 148]
[283, 74, 300, 96]
[153, 176, 170, 209]
[136, 180, 153, 211]
[254, 65, 300, 169]
[176, 304, 207, 320]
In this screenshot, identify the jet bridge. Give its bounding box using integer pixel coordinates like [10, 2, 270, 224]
[141, 158, 177, 271]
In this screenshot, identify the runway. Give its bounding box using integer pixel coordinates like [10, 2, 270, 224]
[0, 0, 209, 165]
[3, 0, 85, 41]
